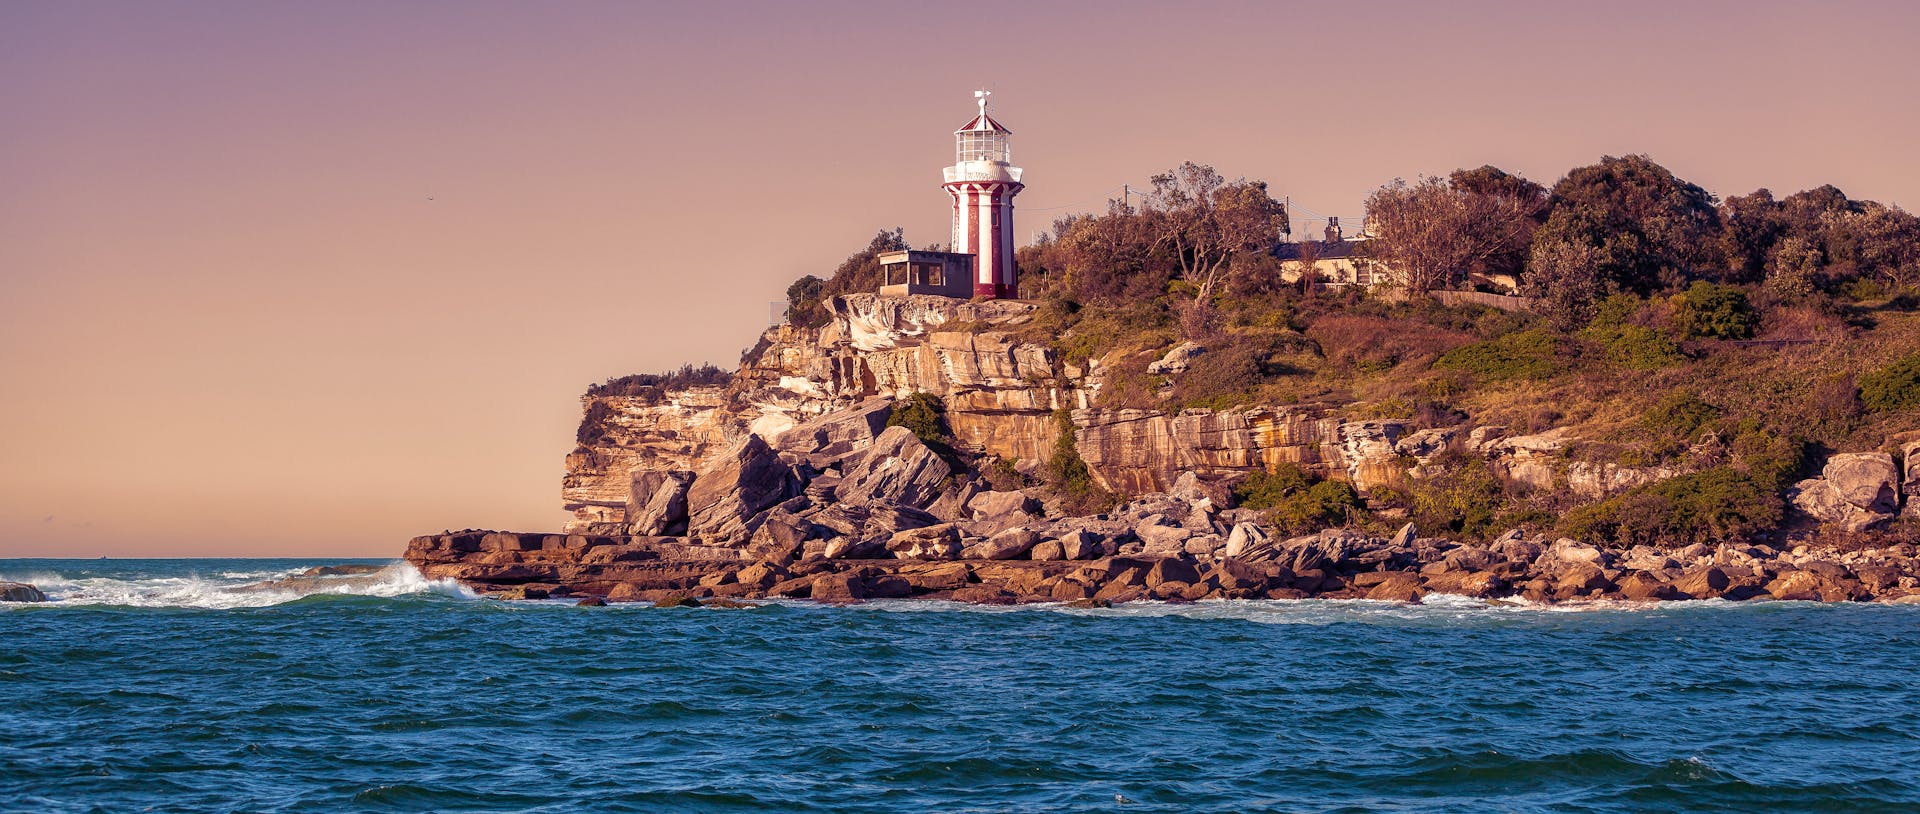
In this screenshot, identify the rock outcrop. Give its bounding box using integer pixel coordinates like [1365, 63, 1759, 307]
[436, 292, 1920, 608]
[0, 581, 47, 602]
[1790, 452, 1907, 532]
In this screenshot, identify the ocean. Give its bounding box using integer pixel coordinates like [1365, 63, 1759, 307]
[3, 557, 1918, 812]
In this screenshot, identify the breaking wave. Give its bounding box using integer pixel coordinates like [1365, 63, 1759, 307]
[0, 561, 473, 609]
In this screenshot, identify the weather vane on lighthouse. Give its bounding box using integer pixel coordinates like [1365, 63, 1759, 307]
[875, 90, 1026, 300]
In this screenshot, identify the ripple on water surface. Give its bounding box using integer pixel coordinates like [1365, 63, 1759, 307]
[3, 558, 1920, 812]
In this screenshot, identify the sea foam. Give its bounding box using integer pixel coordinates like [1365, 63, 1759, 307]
[0, 562, 474, 609]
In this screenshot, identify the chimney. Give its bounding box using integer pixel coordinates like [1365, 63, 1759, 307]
[1324, 216, 1342, 244]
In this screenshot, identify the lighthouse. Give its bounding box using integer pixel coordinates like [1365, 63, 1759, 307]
[945, 90, 1025, 299]
[877, 90, 1026, 300]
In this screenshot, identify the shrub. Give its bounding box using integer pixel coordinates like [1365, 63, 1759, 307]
[1587, 324, 1683, 370]
[576, 400, 614, 447]
[1271, 480, 1363, 535]
[1729, 426, 1807, 491]
[1232, 463, 1312, 509]
[886, 393, 951, 448]
[586, 364, 731, 398]
[1410, 457, 1508, 539]
[1859, 353, 1920, 413]
[1671, 282, 1756, 340]
[1560, 467, 1782, 548]
[1043, 410, 1115, 514]
[1641, 390, 1718, 442]
[1433, 329, 1570, 381]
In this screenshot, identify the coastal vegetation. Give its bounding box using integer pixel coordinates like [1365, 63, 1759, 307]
[765, 155, 1919, 546]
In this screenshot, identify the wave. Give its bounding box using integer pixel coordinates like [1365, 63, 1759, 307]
[0, 563, 475, 609]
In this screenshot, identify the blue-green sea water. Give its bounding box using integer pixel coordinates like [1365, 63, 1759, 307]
[4, 557, 1920, 813]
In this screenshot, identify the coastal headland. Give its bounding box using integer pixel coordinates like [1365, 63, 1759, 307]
[406, 289, 1920, 606]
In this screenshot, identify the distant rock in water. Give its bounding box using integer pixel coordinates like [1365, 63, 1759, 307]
[298, 564, 385, 578]
[238, 564, 402, 595]
[0, 581, 48, 603]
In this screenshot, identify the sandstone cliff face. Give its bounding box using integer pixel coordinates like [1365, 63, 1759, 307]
[562, 386, 744, 528]
[562, 294, 1656, 530]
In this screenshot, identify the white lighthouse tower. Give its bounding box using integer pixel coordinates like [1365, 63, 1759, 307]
[944, 90, 1024, 299]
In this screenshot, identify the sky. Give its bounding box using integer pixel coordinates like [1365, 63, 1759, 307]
[3, 0, 1917, 557]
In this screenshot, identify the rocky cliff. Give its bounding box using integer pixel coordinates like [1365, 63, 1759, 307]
[563, 294, 1456, 531]
[404, 292, 1920, 607]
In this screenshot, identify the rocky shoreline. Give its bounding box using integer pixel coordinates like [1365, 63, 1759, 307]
[412, 358, 1920, 606]
[406, 526, 1920, 606]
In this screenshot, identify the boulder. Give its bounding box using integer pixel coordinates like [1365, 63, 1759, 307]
[926, 480, 981, 522]
[864, 575, 914, 599]
[1364, 572, 1424, 603]
[966, 528, 1041, 560]
[902, 562, 972, 592]
[1553, 563, 1614, 597]
[1144, 558, 1202, 590]
[0, 581, 47, 603]
[771, 399, 892, 461]
[1029, 540, 1066, 561]
[1617, 571, 1681, 601]
[1790, 479, 1892, 533]
[968, 490, 1037, 519]
[1183, 535, 1225, 558]
[965, 490, 1040, 535]
[735, 561, 785, 591]
[685, 435, 795, 545]
[626, 470, 693, 535]
[1147, 341, 1206, 375]
[1822, 452, 1900, 514]
[886, 524, 963, 560]
[1388, 522, 1417, 548]
[1134, 523, 1192, 556]
[1221, 522, 1270, 559]
[1904, 440, 1920, 517]
[606, 582, 647, 603]
[836, 426, 951, 509]
[1057, 529, 1103, 560]
[1672, 566, 1731, 599]
[811, 571, 868, 603]
[822, 536, 887, 560]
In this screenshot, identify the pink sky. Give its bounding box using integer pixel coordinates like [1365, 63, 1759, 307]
[3, 1, 1917, 557]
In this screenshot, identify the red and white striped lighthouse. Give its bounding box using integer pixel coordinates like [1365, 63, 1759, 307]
[943, 90, 1024, 299]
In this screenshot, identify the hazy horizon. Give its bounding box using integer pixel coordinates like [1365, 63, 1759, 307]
[5, 0, 1918, 557]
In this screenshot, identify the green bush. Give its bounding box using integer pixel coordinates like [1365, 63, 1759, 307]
[886, 393, 950, 447]
[1560, 466, 1782, 548]
[1410, 458, 1508, 538]
[1271, 480, 1363, 534]
[1641, 390, 1719, 442]
[1859, 353, 1920, 413]
[1232, 463, 1311, 509]
[1728, 426, 1807, 491]
[1671, 282, 1756, 340]
[1588, 325, 1683, 370]
[1433, 329, 1570, 381]
[1052, 410, 1098, 499]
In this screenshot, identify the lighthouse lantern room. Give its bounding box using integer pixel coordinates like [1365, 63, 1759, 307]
[878, 90, 1026, 300]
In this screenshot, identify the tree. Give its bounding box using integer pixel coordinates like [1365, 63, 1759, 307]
[1718, 189, 1785, 284]
[782, 228, 909, 328]
[1448, 165, 1548, 281]
[1361, 175, 1540, 294]
[1526, 239, 1605, 329]
[1526, 155, 1721, 296]
[1142, 162, 1290, 303]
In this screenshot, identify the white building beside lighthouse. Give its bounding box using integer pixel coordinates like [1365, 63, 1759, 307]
[879, 90, 1026, 300]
